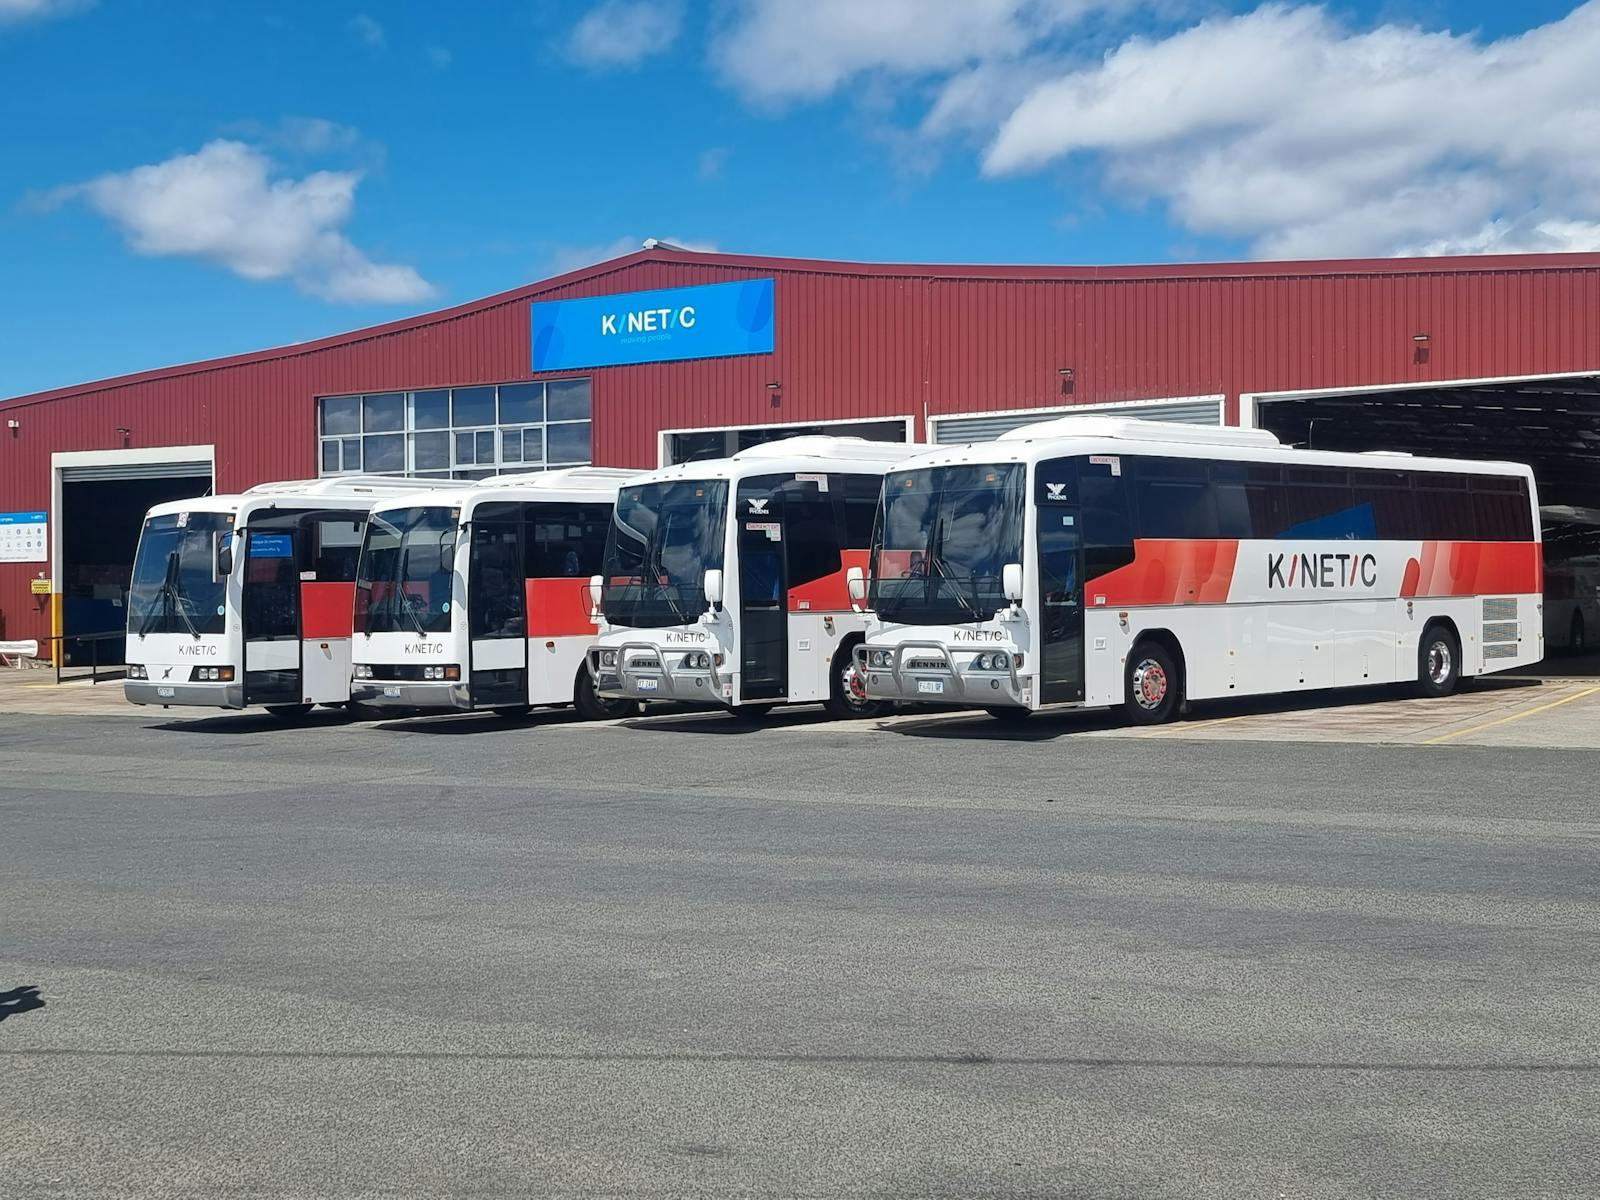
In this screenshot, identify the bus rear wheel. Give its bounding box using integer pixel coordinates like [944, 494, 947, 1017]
[573, 664, 637, 721]
[1124, 641, 1182, 726]
[1414, 623, 1461, 698]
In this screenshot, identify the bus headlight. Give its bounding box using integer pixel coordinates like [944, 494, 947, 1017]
[867, 649, 893, 668]
[680, 652, 711, 669]
[188, 666, 236, 682]
[600, 650, 618, 668]
[973, 654, 989, 670]
[353, 664, 372, 679]
[127, 664, 147, 679]
[990, 651, 1010, 670]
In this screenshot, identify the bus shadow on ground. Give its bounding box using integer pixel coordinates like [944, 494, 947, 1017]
[145, 708, 363, 735]
[882, 675, 1544, 742]
[373, 708, 587, 735]
[619, 705, 840, 735]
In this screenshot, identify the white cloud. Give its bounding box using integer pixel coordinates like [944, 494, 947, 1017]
[568, 0, 682, 68]
[56, 139, 433, 304]
[348, 12, 385, 50]
[697, 146, 728, 182]
[0, 0, 88, 24]
[980, 3, 1600, 258]
[425, 44, 452, 69]
[546, 235, 719, 275]
[711, 0, 1113, 105]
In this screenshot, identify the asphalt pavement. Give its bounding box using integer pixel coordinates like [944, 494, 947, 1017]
[2, 705, 1597, 1198]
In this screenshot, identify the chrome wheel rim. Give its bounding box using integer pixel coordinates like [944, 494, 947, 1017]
[1132, 659, 1168, 709]
[1426, 641, 1453, 685]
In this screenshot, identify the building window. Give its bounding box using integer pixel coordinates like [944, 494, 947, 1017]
[318, 379, 592, 479]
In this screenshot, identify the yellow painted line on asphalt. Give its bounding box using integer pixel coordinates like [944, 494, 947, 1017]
[1422, 686, 1600, 745]
[1135, 713, 1252, 737]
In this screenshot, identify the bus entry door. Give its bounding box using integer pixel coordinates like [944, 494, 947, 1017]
[241, 526, 303, 705]
[1034, 460, 1086, 704]
[737, 481, 787, 701]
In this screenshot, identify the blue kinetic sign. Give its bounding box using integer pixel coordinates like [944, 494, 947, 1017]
[0, 511, 47, 525]
[531, 278, 774, 371]
[249, 533, 294, 558]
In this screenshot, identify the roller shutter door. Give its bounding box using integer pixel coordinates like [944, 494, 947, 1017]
[932, 399, 1222, 444]
[58, 460, 213, 483]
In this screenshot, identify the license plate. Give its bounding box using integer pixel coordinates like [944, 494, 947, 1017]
[917, 679, 945, 695]
[383, 686, 402, 698]
[636, 677, 659, 693]
[156, 686, 175, 699]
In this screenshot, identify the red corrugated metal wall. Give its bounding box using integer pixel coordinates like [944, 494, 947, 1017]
[3, 252, 1599, 645]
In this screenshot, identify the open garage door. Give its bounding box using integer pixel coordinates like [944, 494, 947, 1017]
[1253, 374, 1600, 672]
[52, 448, 214, 666]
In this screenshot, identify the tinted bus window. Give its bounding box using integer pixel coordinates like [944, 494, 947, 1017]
[1414, 473, 1472, 540]
[528, 502, 610, 577]
[835, 474, 881, 550]
[1281, 467, 1366, 539]
[1130, 457, 1218, 539]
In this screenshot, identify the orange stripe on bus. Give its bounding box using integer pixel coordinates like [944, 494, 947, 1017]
[526, 577, 599, 638]
[301, 582, 356, 640]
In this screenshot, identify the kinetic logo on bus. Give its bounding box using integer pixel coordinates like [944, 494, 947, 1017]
[531, 279, 775, 372]
[1268, 551, 1379, 589]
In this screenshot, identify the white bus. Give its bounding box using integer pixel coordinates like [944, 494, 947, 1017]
[853, 416, 1542, 724]
[1541, 506, 1600, 653]
[125, 476, 448, 716]
[349, 468, 639, 718]
[587, 437, 911, 719]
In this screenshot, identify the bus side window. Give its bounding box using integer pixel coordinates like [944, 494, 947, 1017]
[1129, 456, 1217, 540]
[834, 474, 881, 552]
[784, 483, 842, 587]
[313, 517, 363, 581]
[1077, 460, 1133, 580]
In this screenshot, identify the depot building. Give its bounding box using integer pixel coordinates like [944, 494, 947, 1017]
[3, 244, 1600, 657]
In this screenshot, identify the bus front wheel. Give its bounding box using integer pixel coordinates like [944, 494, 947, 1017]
[1415, 624, 1462, 698]
[822, 645, 888, 720]
[573, 665, 637, 721]
[1124, 641, 1182, 725]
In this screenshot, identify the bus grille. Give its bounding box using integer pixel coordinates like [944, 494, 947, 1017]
[905, 659, 948, 672]
[1483, 643, 1520, 661]
[1482, 597, 1518, 622]
[1482, 621, 1520, 644]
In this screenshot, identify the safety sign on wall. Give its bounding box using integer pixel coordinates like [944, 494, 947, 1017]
[0, 511, 47, 563]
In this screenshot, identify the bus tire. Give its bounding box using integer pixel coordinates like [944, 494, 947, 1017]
[264, 703, 313, 720]
[1415, 623, 1461, 698]
[573, 664, 636, 721]
[822, 642, 887, 720]
[1571, 611, 1586, 655]
[1124, 641, 1182, 725]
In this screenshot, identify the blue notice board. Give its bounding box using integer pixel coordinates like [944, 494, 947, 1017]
[0, 510, 48, 563]
[248, 532, 295, 558]
[532, 278, 774, 371]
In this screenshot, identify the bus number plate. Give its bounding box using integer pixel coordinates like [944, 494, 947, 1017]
[636, 677, 658, 692]
[156, 686, 175, 699]
[917, 679, 945, 695]
[383, 686, 402, 698]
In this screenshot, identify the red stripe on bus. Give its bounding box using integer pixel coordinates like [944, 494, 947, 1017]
[1400, 542, 1542, 598]
[526, 577, 598, 638]
[788, 549, 869, 613]
[1086, 539, 1240, 607]
[301, 582, 355, 640]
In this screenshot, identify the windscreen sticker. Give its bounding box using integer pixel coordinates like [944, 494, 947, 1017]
[1089, 455, 1122, 476]
[795, 473, 828, 491]
[746, 522, 781, 541]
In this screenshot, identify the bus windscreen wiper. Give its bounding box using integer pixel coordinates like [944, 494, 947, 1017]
[926, 515, 980, 620]
[644, 525, 690, 626]
[391, 544, 429, 636]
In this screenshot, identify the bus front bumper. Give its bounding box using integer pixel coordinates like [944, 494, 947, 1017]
[853, 642, 1030, 708]
[589, 644, 728, 704]
[350, 680, 471, 710]
[125, 680, 245, 709]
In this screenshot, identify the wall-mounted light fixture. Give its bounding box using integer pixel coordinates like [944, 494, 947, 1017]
[765, 381, 782, 390]
[1058, 367, 1075, 379]
[116, 426, 132, 448]
[1412, 333, 1430, 343]
[6, 418, 18, 438]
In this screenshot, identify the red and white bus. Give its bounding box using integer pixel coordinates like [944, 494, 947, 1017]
[854, 416, 1542, 724]
[125, 476, 449, 716]
[350, 468, 640, 718]
[588, 437, 913, 719]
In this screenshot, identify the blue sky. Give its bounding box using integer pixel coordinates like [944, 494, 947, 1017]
[2, 0, 1593, 396]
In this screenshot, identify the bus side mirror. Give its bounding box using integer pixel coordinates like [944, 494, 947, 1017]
[1002, 562, 1024, 604]
[703, 568, 724, 610]
[215, 533, 234, 579]
[588, 574, 604, 614]
[846, 565, 866, 610]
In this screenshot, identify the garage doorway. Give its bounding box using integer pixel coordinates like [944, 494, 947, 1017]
[1247, 374, 1600, 674]
[52, 447, 214, 666]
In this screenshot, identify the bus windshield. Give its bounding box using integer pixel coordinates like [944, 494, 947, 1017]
[870, 463, 1025, 624]
[600, 480, 729, 629]
[127, 512, 231, 637]
[355, 506, 458, 634]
